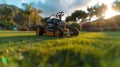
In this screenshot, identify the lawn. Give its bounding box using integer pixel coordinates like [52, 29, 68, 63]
[0, 31, 120, 67]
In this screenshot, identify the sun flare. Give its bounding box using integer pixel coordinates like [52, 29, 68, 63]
[90, 0, 120, 19]
[104, 5, 119, 19]
[97, 0, 120, 19]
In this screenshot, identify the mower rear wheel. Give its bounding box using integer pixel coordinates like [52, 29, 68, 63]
[70, 27, 79, 36]
[36, 25, 44, 36]
[58, 28, 64, 37]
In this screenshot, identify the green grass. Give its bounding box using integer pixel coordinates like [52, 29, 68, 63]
[0, 31, 120, 67]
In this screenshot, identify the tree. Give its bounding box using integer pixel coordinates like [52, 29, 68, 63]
[112, 0, 120, 11]
[65, 16, 73, 22]
[24, 4, 42, 30]
[0, 4, 42, 30]
[0, 4, 16, 29]
[24, 4, 33, 29]
[30, 8, 41, 27]
[66, 10, 87, 22]
[0, 5, 14, 21]
[14, 10, 28, 26]
[93, 3, 107, 18]
[87, 6, 95, 21]
[71, 10, 87, 21]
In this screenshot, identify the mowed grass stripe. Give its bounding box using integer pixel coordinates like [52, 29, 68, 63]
[0, 31, 35, 37]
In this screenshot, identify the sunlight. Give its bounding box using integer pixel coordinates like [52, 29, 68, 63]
[89, 0, 120, 19]
[97, 0, 120, 19]
[89, 0, 114, 6]
[62, 15, 66, 21]
[22, 0, 25, 3]
[98, 0, 114, 5]
[105, 5, 119, 19]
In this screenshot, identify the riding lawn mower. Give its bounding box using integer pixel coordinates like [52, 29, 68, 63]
[36, 11, 79, 37]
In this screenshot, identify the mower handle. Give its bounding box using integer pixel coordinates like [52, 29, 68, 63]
[48, 11, 64, 20]
[56, 11, 64, 17]
[56, 11, 64, 20]
[48, 14, 56, 18]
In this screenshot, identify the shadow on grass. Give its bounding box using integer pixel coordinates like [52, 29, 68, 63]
[0, 35, 60, 45]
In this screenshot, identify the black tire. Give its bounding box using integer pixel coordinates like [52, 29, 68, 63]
[70, 27, 79, 36]
[58, 28, 64, 37]
[36, 25, 44, 36]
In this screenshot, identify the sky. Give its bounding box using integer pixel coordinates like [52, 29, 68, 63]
[0, 0, 117, 18]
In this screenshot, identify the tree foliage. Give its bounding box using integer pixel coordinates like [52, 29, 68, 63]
[0, 4, 14, 21]
[93, 3, 107, 18]
[29, 8, 42, 27]
[112, 0, 120, 11]
[87, 6, 95, 21]
[66, 10, 87, 22]
[0, 4, 42, 30]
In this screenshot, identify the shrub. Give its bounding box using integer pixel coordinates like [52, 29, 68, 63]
[90, 27, 104, 32]
[70, 23, 82, 30]
[104, 26, 111, 31]
[111, 26, 119, 31]
[0, 21, 15, 29]
[18, 27, 29, 31]
[82, 22, 91, 31]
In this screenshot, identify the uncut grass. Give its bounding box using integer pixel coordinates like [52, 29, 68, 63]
[0, 31, 120, 67]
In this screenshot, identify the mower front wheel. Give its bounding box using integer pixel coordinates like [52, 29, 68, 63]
[70, 27, 79, 36]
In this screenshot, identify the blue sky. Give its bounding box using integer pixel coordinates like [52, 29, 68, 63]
[0, 0, 116, 17]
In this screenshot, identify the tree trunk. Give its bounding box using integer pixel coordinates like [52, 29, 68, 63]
[28, 15, 30, 30]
